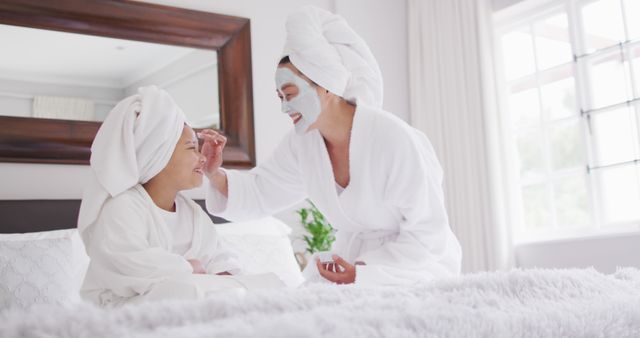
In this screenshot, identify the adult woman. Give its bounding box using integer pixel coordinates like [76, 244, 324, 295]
[201, 6, 461, 285]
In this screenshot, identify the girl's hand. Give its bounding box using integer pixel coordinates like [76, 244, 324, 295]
[197, 129, 227, 179]
[187, 259, 206, 274]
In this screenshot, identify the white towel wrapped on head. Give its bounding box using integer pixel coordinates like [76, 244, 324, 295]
[282, 6, 384, 108]
[77, 86, 186, 243]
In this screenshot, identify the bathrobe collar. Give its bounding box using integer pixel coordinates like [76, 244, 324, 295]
[132, 184, 204, 259]
[298, 105, 373, 233]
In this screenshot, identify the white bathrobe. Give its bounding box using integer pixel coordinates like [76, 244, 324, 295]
[207, 105, 462, 285]
[81, 185, 282, 306]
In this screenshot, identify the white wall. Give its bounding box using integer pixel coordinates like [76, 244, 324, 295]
[516, 233, 640, 273]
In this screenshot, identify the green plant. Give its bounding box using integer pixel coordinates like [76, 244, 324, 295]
[297, 200, 335, 255]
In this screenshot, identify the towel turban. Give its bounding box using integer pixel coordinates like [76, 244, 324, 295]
[77, 86, 186, 242]
[282, 6, 384, 108]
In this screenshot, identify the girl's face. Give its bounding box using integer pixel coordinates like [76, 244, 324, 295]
[160, 125, 206, 191]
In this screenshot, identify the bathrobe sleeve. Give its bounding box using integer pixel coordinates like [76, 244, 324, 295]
[202, 238, 243, 275]
[206, 132, 307, 221]
[190, 209, 243, 275]
[90, 196, 193, 295]
[354, 131, 461, 285]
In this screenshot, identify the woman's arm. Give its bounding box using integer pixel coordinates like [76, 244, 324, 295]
[202, 130, 308, 221]
[198, 129, 228, 197]
[209, 169, 228, 198]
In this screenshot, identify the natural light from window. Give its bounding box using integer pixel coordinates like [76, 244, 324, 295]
[495, 0, 640, 243]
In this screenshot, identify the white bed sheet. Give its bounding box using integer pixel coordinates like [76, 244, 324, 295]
[2, 268, 640, 337]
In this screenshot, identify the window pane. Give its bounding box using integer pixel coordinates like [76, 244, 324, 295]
[534, 14, 572, 70]
[522, 184, 553, 229]
[502, 28, 536, 80]
[554, 174, 591, 227]
[624, 0, 640, 41]
[508, 83, 541, 126]
[549, 120, 585, 170]
[581, 0, 625, 53]
[598, 165, 640, 224]
[585, 50, 633, 109]
[539, 66, 577, 120]
[591, 107, 639, 166]
[517, 130, 546, 180]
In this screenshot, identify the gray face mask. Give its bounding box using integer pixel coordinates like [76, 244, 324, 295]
[275, 67, 321, 134]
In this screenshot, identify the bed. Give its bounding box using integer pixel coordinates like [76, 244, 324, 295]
[1, 200, 640, 337]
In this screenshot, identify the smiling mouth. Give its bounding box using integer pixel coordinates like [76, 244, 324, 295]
[194, 168, 204, 175]
[289, 112, 302, 124]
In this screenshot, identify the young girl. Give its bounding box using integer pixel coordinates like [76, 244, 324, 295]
[78, 86, 282, 306]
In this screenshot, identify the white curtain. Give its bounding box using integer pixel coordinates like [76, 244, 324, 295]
[408, 0, 513, 272]
[33, 96, 95, 121]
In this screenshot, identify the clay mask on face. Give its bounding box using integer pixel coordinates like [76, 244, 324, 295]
[275, 67, 321, 134]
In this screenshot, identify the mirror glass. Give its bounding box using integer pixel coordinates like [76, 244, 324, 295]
[0, 24, 220, 129]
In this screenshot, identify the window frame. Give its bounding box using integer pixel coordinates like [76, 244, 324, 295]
[493, 0, 640, 244]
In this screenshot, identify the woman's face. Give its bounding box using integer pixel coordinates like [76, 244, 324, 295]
[276, 63, 329, 131]
[160, 125, 206, 191]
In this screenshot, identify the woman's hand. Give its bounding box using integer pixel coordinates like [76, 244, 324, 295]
[187, 259, 206, 274]
[316, 255, 362, 284]
[197, 129, 227, 179]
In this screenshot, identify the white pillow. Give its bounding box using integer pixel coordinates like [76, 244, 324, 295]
[215, 217, 304, 287]
[0, 229, 85, 310]
[69, 230, 91, 292]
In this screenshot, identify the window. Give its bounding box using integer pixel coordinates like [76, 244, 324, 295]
[495, 0, 640, 243]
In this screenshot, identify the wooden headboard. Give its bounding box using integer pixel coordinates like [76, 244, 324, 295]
[0, 200, 228, 234]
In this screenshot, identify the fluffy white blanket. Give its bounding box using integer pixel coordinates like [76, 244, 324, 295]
[2, 268, 640, 337]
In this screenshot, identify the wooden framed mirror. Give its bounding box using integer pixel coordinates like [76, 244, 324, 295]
[0, 0, 255, 168]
